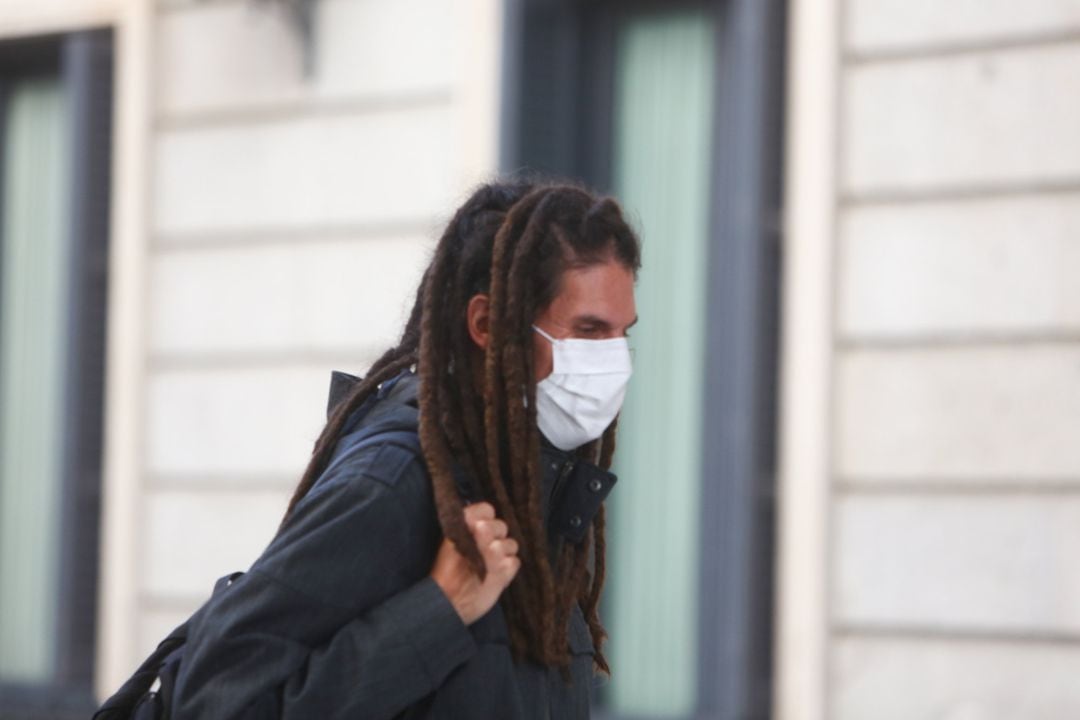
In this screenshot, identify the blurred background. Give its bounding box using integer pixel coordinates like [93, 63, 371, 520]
[0, 0, 1078, 718]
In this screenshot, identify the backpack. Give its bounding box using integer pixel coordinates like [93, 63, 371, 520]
[93, 424, 422, 719]
[92, 572, 241, 720]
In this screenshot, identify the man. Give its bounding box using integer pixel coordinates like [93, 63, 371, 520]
[171, 181, 641, 718]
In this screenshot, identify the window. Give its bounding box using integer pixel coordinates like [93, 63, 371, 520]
[605, 9, 715, 714]
[506, 1, 785, 717]
[0, 30, 113, 719]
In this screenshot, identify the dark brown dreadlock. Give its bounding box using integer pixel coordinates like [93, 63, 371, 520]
[282, 180, 641, 673]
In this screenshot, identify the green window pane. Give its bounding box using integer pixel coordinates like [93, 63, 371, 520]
[606, 9, 715, 716]
[0, 77, 71, 682]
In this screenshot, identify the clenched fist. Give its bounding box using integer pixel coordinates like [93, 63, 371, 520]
[429, 502, 521, 625]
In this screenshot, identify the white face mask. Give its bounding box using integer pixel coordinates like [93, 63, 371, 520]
[532, 324, 633, 451]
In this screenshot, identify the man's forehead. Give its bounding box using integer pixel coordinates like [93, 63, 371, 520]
[540, 261, 637, 323]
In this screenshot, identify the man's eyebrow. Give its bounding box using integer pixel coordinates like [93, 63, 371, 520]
[572, 314, 639, 329]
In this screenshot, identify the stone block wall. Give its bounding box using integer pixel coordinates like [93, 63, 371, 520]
[824, 1, 1080, 717]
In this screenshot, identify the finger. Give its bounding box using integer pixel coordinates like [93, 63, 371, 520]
[435, 536, 456, 557]
[481, 519, 508, 540]
[498, 555, 521, 580]
[473, 518, 508, 545]
[464, 502, 495, 528]
[489, 538, 519, 557]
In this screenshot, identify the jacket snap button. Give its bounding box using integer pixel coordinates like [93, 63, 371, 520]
[569, 515, 582, 528]
[588, 478, 603, 492]
[550, 462, 559, 471]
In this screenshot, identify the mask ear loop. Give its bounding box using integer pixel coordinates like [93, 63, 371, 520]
[532, 324, 558, 344]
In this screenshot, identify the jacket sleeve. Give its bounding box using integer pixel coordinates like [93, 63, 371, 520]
[171, 441, 477, 719]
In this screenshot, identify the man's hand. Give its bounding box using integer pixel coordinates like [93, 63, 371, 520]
[429, 502, 521, 625]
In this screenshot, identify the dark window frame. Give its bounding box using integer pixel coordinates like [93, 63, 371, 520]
[504, 0, 786, 717]
[0, 28, 113, 720]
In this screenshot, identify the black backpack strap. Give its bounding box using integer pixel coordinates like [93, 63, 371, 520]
[92, 628, 186, 719]
[93, 572, 242, 719]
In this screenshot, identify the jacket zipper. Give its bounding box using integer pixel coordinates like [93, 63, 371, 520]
[550, 459, 575, 508]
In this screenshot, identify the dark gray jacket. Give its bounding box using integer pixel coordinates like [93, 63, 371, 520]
[171, 369, 616, 719]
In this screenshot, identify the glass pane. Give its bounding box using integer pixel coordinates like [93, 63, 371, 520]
[605, 9, 715, 716]
[0, 76, 71, 682]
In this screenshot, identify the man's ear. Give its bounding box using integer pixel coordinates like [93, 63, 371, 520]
[466, 293, 491, 349]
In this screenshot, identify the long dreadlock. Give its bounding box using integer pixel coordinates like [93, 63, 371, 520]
[282, 180, 641, 673]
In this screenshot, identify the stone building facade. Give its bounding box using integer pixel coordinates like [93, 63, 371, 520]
[0, 0, 1077, 717]
[779, 1, 1080, 718]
